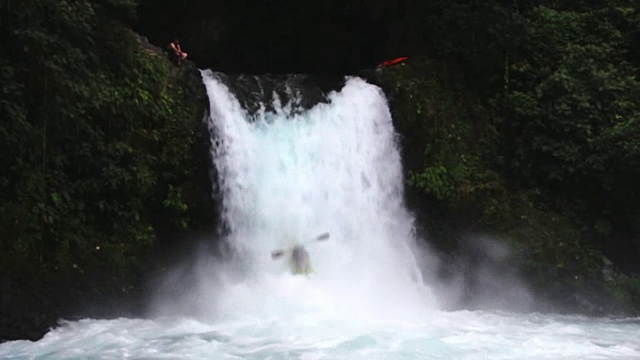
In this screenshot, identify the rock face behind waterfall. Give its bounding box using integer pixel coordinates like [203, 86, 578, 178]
[214, 73, 346, 118]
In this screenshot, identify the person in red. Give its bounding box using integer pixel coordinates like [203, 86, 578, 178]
[168, 38, 188, 66]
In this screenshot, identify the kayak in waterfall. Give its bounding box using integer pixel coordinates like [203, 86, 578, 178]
[271, 232, 329, 275]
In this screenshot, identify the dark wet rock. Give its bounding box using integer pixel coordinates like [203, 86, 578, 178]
[213, 73, 345, 119]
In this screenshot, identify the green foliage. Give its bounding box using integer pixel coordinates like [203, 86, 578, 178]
[419, 2, 640, 218]
[503, 5, 640, 184]
[504, 196, 602, 277]
[370, 57, 604, 277]
[410, 165, 455, 201]
[367, 1, 640, 312]
[0, 0, 206, 299]
[368, 59, 504, 216]
[608, 273, 640, 305]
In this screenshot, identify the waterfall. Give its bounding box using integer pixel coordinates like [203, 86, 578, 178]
[201, 70, 435, 321]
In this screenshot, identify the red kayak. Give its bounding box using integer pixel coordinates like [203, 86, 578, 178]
[381, 56, 408, 67]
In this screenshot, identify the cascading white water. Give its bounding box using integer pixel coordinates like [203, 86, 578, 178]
[202, 70, 436, 322]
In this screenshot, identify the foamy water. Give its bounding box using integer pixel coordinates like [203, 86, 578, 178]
[2, 312, 638, 359]
[2, 72, 638, 359]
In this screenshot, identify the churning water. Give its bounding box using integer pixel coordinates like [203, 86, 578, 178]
[1, 72, 638, 359]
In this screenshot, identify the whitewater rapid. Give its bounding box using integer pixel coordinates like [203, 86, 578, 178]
[1, 72, 639, 359]
[2, 312, 638, 359]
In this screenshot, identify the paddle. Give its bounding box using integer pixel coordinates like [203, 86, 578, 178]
[271, 232, 330, 259]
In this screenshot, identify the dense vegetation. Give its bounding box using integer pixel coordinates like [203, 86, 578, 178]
[421, 0, 639, 261]
[362, 0, 639, 311]
[363, 0, 640, 311]
[0, 0, 212, 340]
[1, 0, 639, 340]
